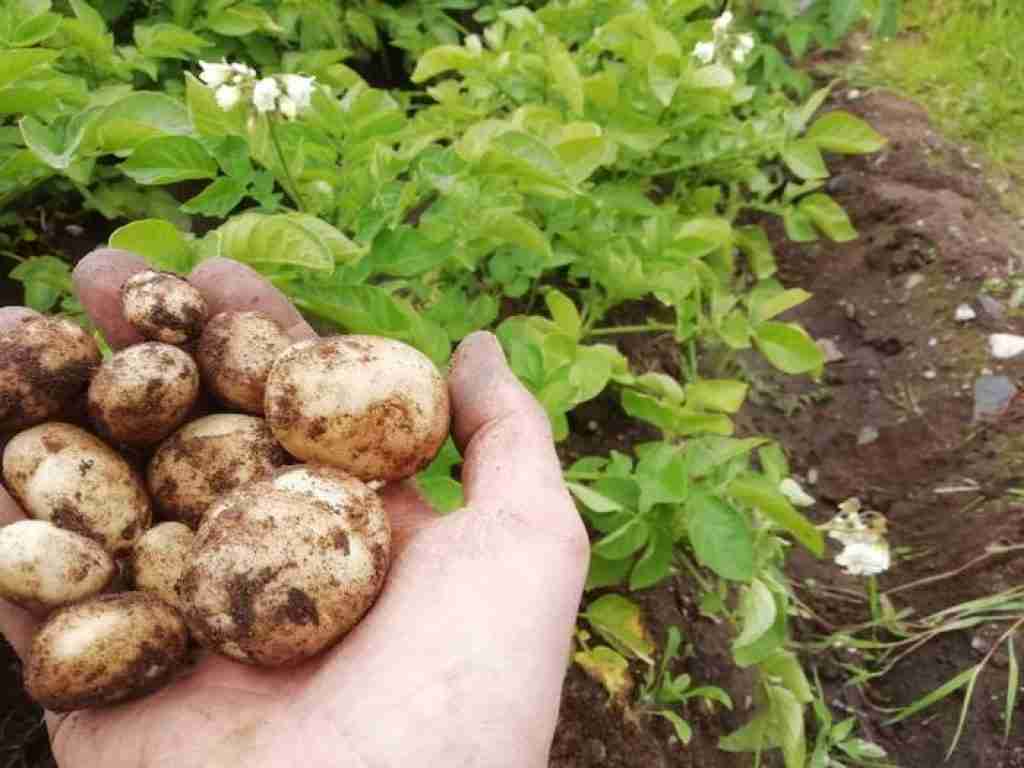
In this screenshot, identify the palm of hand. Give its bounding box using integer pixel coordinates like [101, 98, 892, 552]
[0, 251, 588, 768]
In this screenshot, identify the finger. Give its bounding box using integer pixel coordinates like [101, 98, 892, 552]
[0, 307, 42, 329]
[448, 333, 579, 536]
[188, 259, 316, 342]
[72, 248, 150, 349]
[0, 487, 39, 659]
[378, 480, 438, 554]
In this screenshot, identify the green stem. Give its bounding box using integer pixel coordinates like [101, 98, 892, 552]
[586, 322, 675, 337]
[268, 117, 306, 212]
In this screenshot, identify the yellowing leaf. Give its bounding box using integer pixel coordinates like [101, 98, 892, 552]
[583, 594, 655, 663]
[574, 645, 633, 702]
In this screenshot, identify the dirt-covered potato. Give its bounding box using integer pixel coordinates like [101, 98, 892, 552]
[0, 520, 116, 615]
[121, 270, 207, 345]
[130, 522, 194, 609]
[0, 315, 101, 432]
[25, 592, 188, 712]
[2, 423, 152, 556]
[264, 336, 451, 482]
[197, 311, 291, 414]
[147, 414, 289, 529]
[178, 465, 390, 666]
[87, 343, 200, 447]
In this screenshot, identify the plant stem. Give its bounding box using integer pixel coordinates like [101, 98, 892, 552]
[586, 322, 675, 337]
[268, 117, 306, 212]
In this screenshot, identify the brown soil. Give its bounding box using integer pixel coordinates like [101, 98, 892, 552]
[3, 89, 1024, 768]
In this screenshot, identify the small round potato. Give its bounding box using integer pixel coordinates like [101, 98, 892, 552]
[130, 522, 194, 609]
[197, 311, 291, 414]
[2, 423, 152, 556]
[0, 520, 116, 615]
[88, 343, 200, 447]
[121, 270, 207, 345]
[25, 592, 188, 712]
[264, 335, 451, 482]
[178, 465, 391, 666]
[0, 315, 101, 432]
[147, 414, 289, 529]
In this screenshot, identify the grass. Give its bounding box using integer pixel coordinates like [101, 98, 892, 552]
[855, 0, 1024, 176]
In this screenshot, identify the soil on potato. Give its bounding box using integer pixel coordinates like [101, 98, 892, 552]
[3, 92, 1024, 768]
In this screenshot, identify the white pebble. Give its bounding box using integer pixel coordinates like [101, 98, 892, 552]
[954, 304, 976, 322]
[989, 334, 1024, 359]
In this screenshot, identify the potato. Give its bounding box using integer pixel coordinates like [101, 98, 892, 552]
[0, 315, 101, 432]
[25, 592, 188, 712]
[3, 423, 152, 556]
[0, 520, 116, 615]
[130, 522, 194, 609]
[147, 414, 289, 529]
[197, 311, 291, 415]
[121, 270, 207, 345]
[178, 465, 390, 666]
[87, 343, 200, 447]
[264, 335, 451, 482]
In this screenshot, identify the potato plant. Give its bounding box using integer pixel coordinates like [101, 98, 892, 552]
[0, 0, 890, 763]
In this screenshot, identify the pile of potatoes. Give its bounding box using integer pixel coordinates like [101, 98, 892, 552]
[0, 270, 450, 712]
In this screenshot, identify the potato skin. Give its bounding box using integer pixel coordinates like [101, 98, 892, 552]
[88, 343, 200, 447]
[121, 270, 207, 345]
[0, 315, 101, 432]
[147, 414, 290, 529]
[2, 423, 152, 556]
[130, 522, 194, 609]
[178, 465, 391, 666]
[25, 592, 188, 712]
[0, 520, 116, 615]
[264, 335, 451, 481]
[198, 311, 291, 415]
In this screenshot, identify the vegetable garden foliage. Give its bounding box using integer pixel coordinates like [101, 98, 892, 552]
[1, 0, 887, 762]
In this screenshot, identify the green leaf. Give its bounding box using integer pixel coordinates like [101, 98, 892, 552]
[782, 140, 828, 180]
[574, 646, 633, 701]
[109, 219, 193, 273]
[416, 476, 463, 514]
[1006, 636, 1019, 744]
[583, 594, 655, 663]
[411, 44, 478, 82]
[180, 177, 247, 217]
[873, 0, 902, 38]
[686, 493, 754, 582]
[545, 290, 581, 339]
[9, 255, 72, 312]
[483, 211, 551, 259]
[11, 12, 60, 47]
[654, 710, 692, 744]
[728, 474, 824, 556]
[120, 135, 217, 185]
[185, 73, 246, 137]
[345, 9, 379, 49]
[735, 226, 776, 279]
[90, 92, 192, 153]
[629, 528, 673, 589]
[567, 482, 623, 513]
[806, 111, 886, 154]
[734, 579, 778, 649]
[761, 651, 813, 703]
[135, 22, 210, 59]
[687, 437, 767, 478]
[586, 553, 633, 590]
[545, 36, 584, 115]
[799, 193, 858, 242]
[829, 0, 864, 38]
[757, 443, 789, 485]
[685, 379, 748, 414]
[217, 214, 336, 271]
[205, 3, 279, 36]
[768, 684, 807, 768]
[371, 226, 448, 277]
[749, 285, 812, 322]
[0, 48, 58, 89]
[754, 322, 825, 375]
[593, 517, 649, 560]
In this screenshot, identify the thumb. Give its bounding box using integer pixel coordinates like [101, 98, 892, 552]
[448, 333, 585, 546]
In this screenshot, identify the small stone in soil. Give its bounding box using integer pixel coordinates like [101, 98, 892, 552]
[973, 375, 1017, 421]
[989, 333, 1024, 359]
[923, 369, 937, 380]
[954, 303, 976, 322]
[858, 426, 880, 446]
[978, 294, 1005, 321]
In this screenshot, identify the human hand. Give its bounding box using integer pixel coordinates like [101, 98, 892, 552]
[0, 249, 589, 768]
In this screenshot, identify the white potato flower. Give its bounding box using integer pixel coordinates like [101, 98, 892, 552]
[278, 95, 297, 120]
[281, 74, 316, 110]
[835, 539, 891, 576]
[253, 77, 281, 113]
[693, 41, 716, 64]
[198, 61, 233, 88]
[466, 33, 483, 54]
[737, 33, 755, 52]
[779, 478, 815, 507]
[713, 10, 733, 35]
[214, 84, 241, 110]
